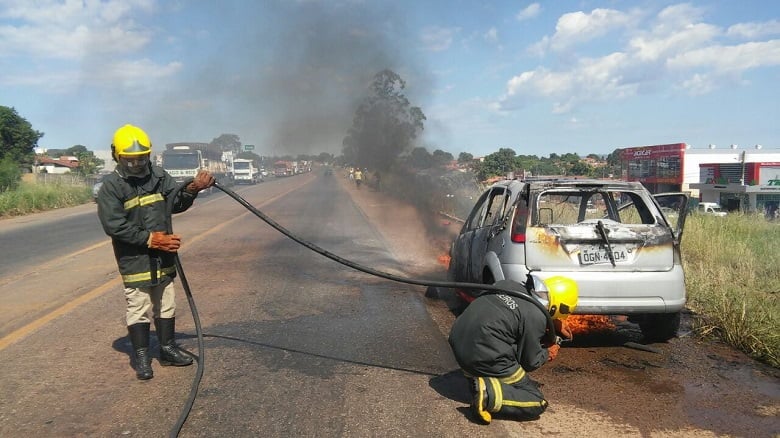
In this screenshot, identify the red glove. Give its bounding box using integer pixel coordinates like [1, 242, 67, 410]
[148, 231, 181, 252]
[186, 170, 216, 194]
[547, 344, 560, 362]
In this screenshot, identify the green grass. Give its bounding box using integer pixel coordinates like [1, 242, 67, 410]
[682, 213, 780, 367]
[0, 182, 92, 217]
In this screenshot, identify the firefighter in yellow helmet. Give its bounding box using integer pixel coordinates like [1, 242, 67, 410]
[448, 276, 578, 424]
[97, 124, 215, 380]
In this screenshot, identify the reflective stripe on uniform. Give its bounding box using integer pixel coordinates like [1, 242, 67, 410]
[502, 399, 547, 408]
[124, 193, 164, 210]
[122, 266, 176, 284]
[487, 377, 503, 412]
[497, 367, 526, 384]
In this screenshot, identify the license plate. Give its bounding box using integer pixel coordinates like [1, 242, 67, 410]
[578, 246, 628, 265]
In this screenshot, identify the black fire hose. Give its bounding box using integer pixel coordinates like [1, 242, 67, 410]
[167, 181, 558, 437]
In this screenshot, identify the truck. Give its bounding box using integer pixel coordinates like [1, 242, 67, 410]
[233, 158, 260, 184]
[273, 160, 294, 177]
[162, 143, 231, 193]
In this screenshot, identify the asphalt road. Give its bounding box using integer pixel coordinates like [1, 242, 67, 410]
[0, 170, 778, 437]
[0, 172, 472, 437]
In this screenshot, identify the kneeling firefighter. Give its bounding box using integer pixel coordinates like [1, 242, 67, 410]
[448, 276, 578, 424]
[96, 124, 215, 380]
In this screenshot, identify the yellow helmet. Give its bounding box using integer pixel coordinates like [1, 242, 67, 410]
[111, 124, 152, 161]
[544, 276, 578, 320]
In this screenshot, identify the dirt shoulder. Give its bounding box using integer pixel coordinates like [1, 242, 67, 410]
[338, 172, 780, 438]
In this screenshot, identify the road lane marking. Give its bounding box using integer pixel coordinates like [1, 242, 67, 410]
[0, 177, 315, 352]
[0, 240, 111, 288]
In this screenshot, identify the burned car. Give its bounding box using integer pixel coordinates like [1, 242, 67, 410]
[447, 178, 689, 341]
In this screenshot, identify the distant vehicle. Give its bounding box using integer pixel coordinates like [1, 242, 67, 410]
[162, 144, 230, 193]
[233, 158, 260, 184]
[324, 167, 333, 176]
[273, 160, 294, 177]
[92, 174, 109, 202]
[448, 178, 689, 341]
[697, 202, 727, 217]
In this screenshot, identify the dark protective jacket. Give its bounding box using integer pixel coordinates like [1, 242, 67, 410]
[449, 291, 550, 378]
[96, 165, 197, 288]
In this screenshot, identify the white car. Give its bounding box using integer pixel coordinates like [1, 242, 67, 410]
[448, 178, 690, 341]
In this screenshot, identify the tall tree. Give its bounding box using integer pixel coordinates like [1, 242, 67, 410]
[209, 134, 242, 161]
[0, 106, 43, 165]
[432, 149, 454, 166]
[457, 152, 473, 164]
[342, 69, 426, 171]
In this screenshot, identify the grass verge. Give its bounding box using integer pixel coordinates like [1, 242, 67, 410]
[0, 182, 92, 217]
[682, 213, 779, 367]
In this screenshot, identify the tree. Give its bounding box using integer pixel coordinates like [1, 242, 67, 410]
[457, 152, 473, 164]
[432, 149, 454, 167]
[0, 106, 43, 165]
[75, 150, 104, 176]
[317, 152, 334, 163]
[342, 69, 426, 171]
[476, 148, 517, 180]
[209, 134, 242, 160]
[407, 147, 434, 169]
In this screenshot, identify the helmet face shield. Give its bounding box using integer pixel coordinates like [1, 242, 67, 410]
[118, 153, 151, 177]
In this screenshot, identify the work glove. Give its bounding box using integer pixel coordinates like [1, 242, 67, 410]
[186, 170, 216, 194]
[547, 344, 560, 362]
[554, 318, 573, 341]
[148, 231, 181, 252]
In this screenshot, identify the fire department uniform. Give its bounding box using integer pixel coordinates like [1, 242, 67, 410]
[97, 164, 197, 325]
[448, 289, 551, 420]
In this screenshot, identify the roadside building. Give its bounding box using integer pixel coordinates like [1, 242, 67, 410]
[34, 156, 80, 174]
[620, 143, 780, 213]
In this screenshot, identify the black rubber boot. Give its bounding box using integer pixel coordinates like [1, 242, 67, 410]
[155, 318, 193, 367]
[127, 323, 153, 380]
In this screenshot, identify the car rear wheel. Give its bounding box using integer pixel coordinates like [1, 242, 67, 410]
[635, 312, 681, 342]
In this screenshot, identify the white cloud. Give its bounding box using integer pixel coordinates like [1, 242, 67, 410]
[667, 40, 780, 74]
[516, 3, 541, 22]
[0, 0, 157, 59]
[502, 52, 638, 113]
[506, 3, 780, 112]
[484, 27, 498, 43]
[727, 19, 780, 39]
[419, 26, 460, 51]
[629, 22, 719, 62]
[537, 8, 640, 53]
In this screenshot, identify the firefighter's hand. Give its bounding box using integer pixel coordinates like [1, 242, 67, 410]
[554, 319, 573, 341]
[148, 231, 181, 252]
[186, 170, 216, 194]
[547, 344, 560, 362]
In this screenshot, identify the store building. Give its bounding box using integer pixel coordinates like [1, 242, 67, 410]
[620, 143, 780, 214]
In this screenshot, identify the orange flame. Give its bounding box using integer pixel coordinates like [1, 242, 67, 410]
[437, 254, 451, 268]
[566, 315, 616, 336]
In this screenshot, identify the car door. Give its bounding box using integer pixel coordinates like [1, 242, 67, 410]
[467, 187, 508, 283]
[449, 189, 491, 282]
[653, 193, 689, 243]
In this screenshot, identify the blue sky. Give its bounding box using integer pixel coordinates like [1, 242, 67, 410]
[1, 0, 778, 159]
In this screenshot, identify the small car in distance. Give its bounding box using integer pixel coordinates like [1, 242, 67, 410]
[447, 178, 689, 341]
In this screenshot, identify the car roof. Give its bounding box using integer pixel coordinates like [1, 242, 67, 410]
[488, 178, 645, 191]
